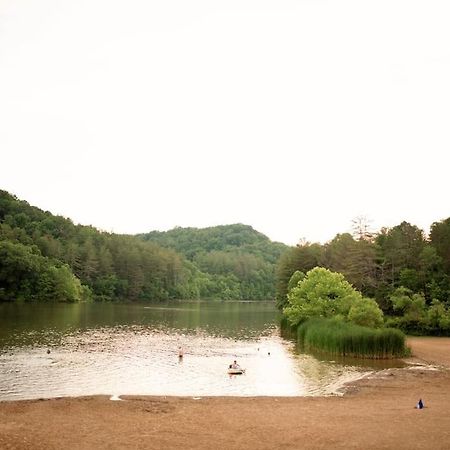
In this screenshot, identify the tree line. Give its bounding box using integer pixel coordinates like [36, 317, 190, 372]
[0, 191, 286, 302]
[276, 218, 450, 334]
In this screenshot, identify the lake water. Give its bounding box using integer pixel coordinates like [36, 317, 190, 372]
[0, 302, 396, 400]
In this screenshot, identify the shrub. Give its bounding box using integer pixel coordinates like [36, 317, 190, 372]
[348, 297, 384, 328]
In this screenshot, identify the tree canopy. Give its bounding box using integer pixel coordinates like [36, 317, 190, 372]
[276, 217, 450, 334]
[139, 224, 288, 300]
[0, 190, 286, 302]
[283, 267, 383, 328]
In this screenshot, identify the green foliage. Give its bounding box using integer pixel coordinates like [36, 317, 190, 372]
[390, 287, 425, 316]
[275, 215, 450, 335]
[376, 222, 426, 283]
[297, 318, 407, 359]
[430, 218, 450, 273]
[0, 190, 202, 302]
[284, 267, 360, 325]
[323, 233, 378, 294]
[287, 270, 305, 293]
[348, 297, 384, 328]
[398, 268, 421, 292]
[0, 240, 87, 302]
[0, 190, 286, 303]
[427, 299, 450, 331]
[385, 287, 450, 335]
[275, 243, 322, 309]
[140, 224, 287, 263]
[140, 224, 288, 300]
[284, 267, 384, 328]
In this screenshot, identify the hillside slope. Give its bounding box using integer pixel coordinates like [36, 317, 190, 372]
[0, 191, 287, 302]
[139, 225, 288, 300]
[0, 190, 199, 302]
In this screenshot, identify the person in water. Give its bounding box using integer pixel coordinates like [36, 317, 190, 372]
[230, 360, 241, 369]
[178, 346, 184, 358]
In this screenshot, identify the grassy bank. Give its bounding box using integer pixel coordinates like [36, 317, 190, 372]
[297, 318, 407, 359]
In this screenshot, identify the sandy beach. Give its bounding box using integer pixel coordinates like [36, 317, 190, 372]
[1, 337, 450, 450]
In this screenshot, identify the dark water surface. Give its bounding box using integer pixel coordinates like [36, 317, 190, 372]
[0, 302, 396, 400]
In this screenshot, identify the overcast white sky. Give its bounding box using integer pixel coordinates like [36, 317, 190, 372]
[1, 0, 449, 245]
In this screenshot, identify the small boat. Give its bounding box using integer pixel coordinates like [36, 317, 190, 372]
[227, 368, 246, 375]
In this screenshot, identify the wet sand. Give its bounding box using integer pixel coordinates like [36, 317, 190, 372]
[1, 338, 450, 449]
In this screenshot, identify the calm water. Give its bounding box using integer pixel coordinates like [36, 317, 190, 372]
[0, 302, 391, 400]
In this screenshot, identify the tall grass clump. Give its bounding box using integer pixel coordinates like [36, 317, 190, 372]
[297, 318, 407, 359]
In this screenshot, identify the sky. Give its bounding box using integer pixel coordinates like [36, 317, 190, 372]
[1, 0, 449, 245]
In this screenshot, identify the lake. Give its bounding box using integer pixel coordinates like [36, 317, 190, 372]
[0, 301, 393, 400]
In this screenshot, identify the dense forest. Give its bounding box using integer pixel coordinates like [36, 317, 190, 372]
[276, 217, 450, 334]
[0, 190, 286, 302]
[139, 225, 288, 300]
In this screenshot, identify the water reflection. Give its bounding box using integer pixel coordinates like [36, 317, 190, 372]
[0, 302, 382, 400]
[0, 301, 279, 348]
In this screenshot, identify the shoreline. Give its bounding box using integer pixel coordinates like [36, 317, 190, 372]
[1, 338, 450, 449]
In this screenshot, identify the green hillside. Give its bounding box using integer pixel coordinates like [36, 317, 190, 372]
[0, 191, 287, 302]
[0, 190, 202, 302]
[139, 224, 288, 300]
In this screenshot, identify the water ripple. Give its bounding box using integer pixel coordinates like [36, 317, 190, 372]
[0, 325, 369, 400]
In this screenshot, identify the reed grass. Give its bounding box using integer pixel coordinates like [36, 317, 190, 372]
[297, 318, 407, 359]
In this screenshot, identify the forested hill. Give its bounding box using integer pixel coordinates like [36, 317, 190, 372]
[139, 225, 288, 300]
[0, 190, 288, 302]
[139, 224, 286, 262]
[0, 190, 205, 302]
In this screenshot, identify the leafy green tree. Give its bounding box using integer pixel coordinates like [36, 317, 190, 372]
[42, 265, 84, 302]
[323, 233, 378, 295]
[430, 218, 450, 273]
[0, 240, 86, 302]
[427, 299, 450, 331]
[287, 270, 305, 294]
[389, 287, 428, 332]
[376, 222, 426, 286]
[284, 267, 383, 327]
[398, 268, 421, 292]
[275, 243, 322, 308]
[322, 233, 355, 275]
